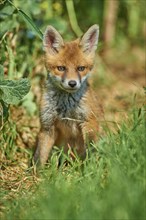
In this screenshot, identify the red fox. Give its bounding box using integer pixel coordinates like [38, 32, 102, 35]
[34, 24, 103, 165]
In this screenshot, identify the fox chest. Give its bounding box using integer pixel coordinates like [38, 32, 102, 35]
[41, 91, 88, 129]
[55, 94, 87, 121]
[42, 90, 87, 120]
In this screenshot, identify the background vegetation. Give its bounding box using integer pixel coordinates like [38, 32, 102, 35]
[0, 0, 145, 219]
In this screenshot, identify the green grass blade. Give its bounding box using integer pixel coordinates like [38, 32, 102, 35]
[7, 0, 43, 40]
[18, 9, 43, 40]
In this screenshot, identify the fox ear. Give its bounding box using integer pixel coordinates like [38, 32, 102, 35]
[43, 26, 64, 54]
[79, 24, 99, 54]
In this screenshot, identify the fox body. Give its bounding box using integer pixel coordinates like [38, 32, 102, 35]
[34, 24, 102, 165]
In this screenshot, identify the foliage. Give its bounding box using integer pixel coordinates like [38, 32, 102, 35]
[0, 1, 37, 127]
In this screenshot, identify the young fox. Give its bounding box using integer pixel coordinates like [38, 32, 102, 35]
[34, 24, 102, 165]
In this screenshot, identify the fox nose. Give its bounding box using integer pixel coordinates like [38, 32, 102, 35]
[68, 80, 77, 88]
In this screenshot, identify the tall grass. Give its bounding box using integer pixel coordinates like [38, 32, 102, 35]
[3, 108, 145, 220]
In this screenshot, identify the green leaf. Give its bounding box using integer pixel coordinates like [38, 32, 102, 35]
[0, 65, 4, 81]
[18, 9, 43, 40]
[0, 78, 31, 104]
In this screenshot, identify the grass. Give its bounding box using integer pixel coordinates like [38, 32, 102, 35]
[1, 107, 145, 220]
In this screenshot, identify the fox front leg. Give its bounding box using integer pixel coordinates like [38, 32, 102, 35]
[34, 128, 55, 166]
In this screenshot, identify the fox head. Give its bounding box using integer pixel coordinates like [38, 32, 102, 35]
[43, 24, 99, 92]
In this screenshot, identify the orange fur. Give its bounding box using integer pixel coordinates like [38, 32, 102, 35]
[34, 24, 102, 166]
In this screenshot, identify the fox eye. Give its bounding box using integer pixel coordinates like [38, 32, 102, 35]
[57, 66, 66, 71]
[77, 66, 85, 71]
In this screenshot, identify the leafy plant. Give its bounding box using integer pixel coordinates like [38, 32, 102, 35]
[0, 0, 45, 124]
[0, 64, 30, 124]
[0, 62, 30, 161]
